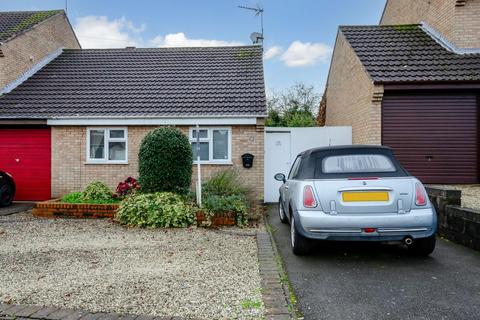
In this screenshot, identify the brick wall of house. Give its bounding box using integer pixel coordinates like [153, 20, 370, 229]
[325, 32, 383, 145]
[0, 13, 80, 88]
[453, 0, 480, 48]
[51, 124, 265, 200]
[380, 0, 480, 48]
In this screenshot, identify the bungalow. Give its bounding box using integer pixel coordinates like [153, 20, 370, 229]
[322, 0, 480, 184]
[0, 46, 267, 201]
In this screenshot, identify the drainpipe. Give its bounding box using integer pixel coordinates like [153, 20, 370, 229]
[196, 124, 202, 207]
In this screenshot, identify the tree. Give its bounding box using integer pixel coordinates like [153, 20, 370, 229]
[266, 83, 321, 127]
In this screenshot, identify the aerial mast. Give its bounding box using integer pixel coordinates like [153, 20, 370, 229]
[238, 4, 264, 45]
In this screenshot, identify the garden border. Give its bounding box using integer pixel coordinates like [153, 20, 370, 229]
[32, 200, 237, 227]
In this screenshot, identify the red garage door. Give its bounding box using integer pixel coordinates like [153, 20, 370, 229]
[0, 128, 51, 200]
[382, 94, 478, 184]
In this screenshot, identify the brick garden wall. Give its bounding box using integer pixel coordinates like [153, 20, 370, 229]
[0, 13, 80, 89]
[51, 124, 264, 200]
[381, 0, 480, 48]
[325, 32, 382, 145]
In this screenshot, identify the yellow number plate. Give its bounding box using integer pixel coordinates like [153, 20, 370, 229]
[342, 191, 389, 202]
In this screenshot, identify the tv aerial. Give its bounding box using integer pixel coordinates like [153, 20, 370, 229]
[238, 4, 264, 44]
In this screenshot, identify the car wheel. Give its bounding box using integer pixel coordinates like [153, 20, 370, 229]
[291, 216, 310, 255]
[278, 198, 288, 224]
[409, 235, 436, 256]
[0, 182, 14, 207]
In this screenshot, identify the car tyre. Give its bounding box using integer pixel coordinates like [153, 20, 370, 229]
[291, 216, 310, 255]
[409, 235, 436, 256]
[278, 198, 288, 224]
[0, 182, 14, 207]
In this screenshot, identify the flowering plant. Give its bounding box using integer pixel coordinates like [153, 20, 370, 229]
[115, 177, 140, 198]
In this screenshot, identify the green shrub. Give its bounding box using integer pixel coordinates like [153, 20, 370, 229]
[115, 192, 195, 228]
[82, 181, 114, 202]
[138, 127, 193, 194]
[202, 169, 249, 198]
[203, 194, 249, 226]
[61, 191, 119, 204]
[61, 191, 83, 203]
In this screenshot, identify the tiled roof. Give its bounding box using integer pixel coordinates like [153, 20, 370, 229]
[0, 46, 267, 119]
[0, 10, 63, 42]
[340, 25, 480, 83]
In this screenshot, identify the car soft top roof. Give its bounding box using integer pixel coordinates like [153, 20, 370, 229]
[295, 145, 409, 179]
[298, 145, 393, 157]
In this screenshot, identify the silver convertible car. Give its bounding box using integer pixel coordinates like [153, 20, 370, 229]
[275, 145, 437, 256]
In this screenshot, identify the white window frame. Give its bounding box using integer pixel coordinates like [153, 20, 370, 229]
[189, 127, 232, 164]
[86, 127, 128, 164]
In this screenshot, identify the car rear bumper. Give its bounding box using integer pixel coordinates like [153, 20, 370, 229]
[295, 208, 437, 241]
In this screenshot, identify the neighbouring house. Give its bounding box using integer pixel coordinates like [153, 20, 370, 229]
[0, 10, 80, 89]
[322, 0, 480, 184]
[0, 45, 267, 201]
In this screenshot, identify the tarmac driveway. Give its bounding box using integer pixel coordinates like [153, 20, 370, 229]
[267, 205, 480, 320]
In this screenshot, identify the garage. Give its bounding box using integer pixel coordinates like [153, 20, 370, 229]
[0, 128, 51, 200]
[382, 93, 478, 184]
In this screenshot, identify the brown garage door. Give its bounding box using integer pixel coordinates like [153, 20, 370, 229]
[382, 93, 478, 184]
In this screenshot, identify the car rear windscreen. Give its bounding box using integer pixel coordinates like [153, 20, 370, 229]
[322, 154, 396, 174]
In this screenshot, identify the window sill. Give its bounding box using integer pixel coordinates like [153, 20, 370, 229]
[193, 161, 233, 165]
[84, 161, 129, 165]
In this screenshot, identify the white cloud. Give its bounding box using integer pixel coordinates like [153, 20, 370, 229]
[149, 32, 243, 47]
[74, 16, 143, 48]
[281, 41, 332, 67]
[263, 46, 282, 60]
[74, 16, 243, 49]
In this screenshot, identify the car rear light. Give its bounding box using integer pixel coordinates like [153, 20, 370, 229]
[348, 177, 379, 180]
[363, 228, 376, 233]
[303, 185, 317, 208]
[415, 182, 427, 206]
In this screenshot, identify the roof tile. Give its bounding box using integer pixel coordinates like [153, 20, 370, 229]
[0, 46, 267, 119]
[340, 25, 480, 83]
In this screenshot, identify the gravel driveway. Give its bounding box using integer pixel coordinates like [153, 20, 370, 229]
[0, 212, 264, 320]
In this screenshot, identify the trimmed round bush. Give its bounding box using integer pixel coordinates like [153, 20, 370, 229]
[115, 192, 195, 228]
[138, 127, 192, 194]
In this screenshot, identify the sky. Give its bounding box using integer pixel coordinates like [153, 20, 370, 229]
[2, 0, 386, 93]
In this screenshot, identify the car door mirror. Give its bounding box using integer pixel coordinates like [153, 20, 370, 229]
[274, 173, 286, 183]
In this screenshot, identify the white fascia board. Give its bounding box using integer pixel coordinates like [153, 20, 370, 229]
[47, 117, 260, 126]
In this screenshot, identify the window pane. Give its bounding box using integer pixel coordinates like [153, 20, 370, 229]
[322, 154, 396, 173]
[191, 142, 209, 161]
[213, 130, 228, 160]
[192, 129, 208, 139]
[108, 141, 126, 161]
[89, 130, 105, 159]
[110, 129, 125, 139]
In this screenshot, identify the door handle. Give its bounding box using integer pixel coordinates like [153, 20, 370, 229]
[284, 186, 289, 190]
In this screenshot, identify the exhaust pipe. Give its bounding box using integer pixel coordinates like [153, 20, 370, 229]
[404, 237, 413, 246]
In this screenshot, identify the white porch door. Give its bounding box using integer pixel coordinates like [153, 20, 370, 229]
[264, 131, 291, 203]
